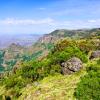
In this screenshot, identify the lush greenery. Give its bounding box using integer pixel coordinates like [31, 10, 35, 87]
[0, 50, 5, 72]
[0, 31, 99, 99]
[19, 71, 86, 100]
[0, 39, 89, 99]
[22, 50, 43, 61]
[75, 59, 100, 100]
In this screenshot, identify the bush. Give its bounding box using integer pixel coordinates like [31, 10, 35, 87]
[3, 75, 27, 89]
[97, 59, 100, 64]
[50, 64, 61, 75]
[74, 60, 100, 100]
[50, 45, 88, 63]
[77, 40, 96, 53]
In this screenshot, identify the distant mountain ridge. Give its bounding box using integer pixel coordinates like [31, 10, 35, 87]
[0, 34, 42, 49]
[37, 28, 100, 44]
[0, 28, 99, 49]
[49, 28, 100, 38]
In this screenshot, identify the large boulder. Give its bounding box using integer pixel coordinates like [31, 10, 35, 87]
[61, 57, 83, 75]
[90, 50, 100, 59]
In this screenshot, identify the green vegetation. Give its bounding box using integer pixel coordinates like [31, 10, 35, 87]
[19, 71, 86, 100]
[41, 43, 54, 50]
[5, 60, 17, 71]
[75, 59, 100, 100]
[52, 42, 88, 63]
[0, 50, 5, 73]
[0, 28, 100, 99]
[0, 37, 100, 99]
[22, 50, 43, 61]
[0, 39, 89, 99]
[50, 28, 100, 39]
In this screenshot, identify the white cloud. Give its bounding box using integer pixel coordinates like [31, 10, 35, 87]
[88, 19, 100, 23]
[0, 18, 54, 25]
[88, 20, 97, 23]
[50, 19, 100, 29]
[0, 18, 100, 34]
[1, 18, 100, 28]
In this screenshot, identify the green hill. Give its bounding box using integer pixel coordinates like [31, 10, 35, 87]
[0, 28, 100, 100]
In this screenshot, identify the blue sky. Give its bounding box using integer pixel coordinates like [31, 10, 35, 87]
[0, 0, 100, 34]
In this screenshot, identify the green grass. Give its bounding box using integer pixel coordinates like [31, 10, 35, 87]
[0, 59, 98, 100]
[19, 70, 86, 100]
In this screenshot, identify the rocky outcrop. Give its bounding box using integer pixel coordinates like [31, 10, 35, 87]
[61, 57, 83, 75]
[38, 34, 54, 43]
[90, 50, 100, 59]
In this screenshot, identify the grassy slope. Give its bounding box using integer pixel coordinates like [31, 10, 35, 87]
[17, 59, 99, 100]
[19, 70, 86, 100]
[0, 30, 99, 99]
[0, 59, 99, 100]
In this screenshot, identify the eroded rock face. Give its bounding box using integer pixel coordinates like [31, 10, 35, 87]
[90, 50, 100, 59]
[61, 57, 83, 75]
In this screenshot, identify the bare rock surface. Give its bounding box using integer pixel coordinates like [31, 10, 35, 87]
[61, 57, 83, 75]
[90, 50, 100, 59]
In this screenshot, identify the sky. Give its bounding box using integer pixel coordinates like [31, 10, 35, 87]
[0, 0, 100, 34]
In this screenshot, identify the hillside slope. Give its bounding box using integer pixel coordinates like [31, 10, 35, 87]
[0, 28, 100, 73]
[0, 28, 99, 99]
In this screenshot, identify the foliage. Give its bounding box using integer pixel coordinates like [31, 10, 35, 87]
[77, 39, 98, 53]
[51, 44, 88, 63]
[0, 50, 5, 72]
[22, 50, 43, 61]
[19, 71, 85, 100]
[54, 39, 76, 51]
[41, 43, 54, 50]
[0, 38, 97, 99]
[1, 74, 30, 97]
[5, 60, 17, 71]
[0, 66, 4, 73]
[75, 59, 100, 100]
[0, 39, 88, 98]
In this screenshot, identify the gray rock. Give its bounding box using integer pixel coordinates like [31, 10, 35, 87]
[90, 50, 100, 59]
[61, 57, 83, 75]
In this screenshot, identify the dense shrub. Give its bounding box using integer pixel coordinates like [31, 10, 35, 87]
[50, 64, 61, 75]
[54, 39, 76, 51]
[3, 75, 28, 89]
[97, 58, 100, 64]
[50, 45, 88, 63]
[1, 73, 30, 98]
[0, 51, 5, 72]
[78, 38, 100, 53]
[75, 60, 100, 100]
